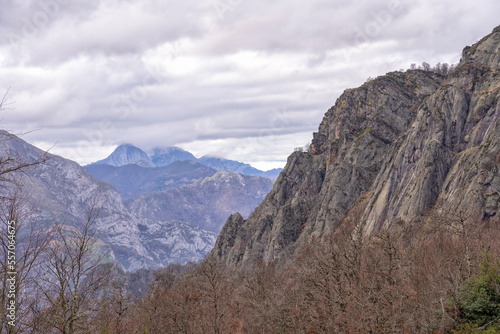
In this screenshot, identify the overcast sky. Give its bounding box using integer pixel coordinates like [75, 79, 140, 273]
[0, 0, 499, 170]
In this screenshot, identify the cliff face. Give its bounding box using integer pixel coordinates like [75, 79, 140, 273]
[213, 26, 500, 267]
[363, 26, 500, 232]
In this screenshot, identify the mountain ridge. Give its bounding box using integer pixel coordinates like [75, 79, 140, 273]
[85, 160, 217, 199]
[126, 171, 273, 233]
[150, 146, 197, 167]
[89, 143, 283, 178]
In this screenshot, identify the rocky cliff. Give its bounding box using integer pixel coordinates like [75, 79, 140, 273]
[213, 25, 500, 267]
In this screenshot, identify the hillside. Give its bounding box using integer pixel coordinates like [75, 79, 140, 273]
[85, 160, 217, 199]
[127, 171, 273, 233]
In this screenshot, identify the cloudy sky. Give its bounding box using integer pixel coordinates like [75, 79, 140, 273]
[0, 0, 499, 170]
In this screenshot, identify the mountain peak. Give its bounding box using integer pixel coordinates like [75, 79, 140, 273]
[462, 25, 500, 67]
[92, 144, 155, 168]
[150, 146, 197, 167]
[89, 144, 282, 178]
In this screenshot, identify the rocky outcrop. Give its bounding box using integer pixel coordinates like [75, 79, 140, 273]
[213, 26, 500, 268]
[363, 25, 500, 232]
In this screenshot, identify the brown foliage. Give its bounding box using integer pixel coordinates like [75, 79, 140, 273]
[133, 207, 500, 334]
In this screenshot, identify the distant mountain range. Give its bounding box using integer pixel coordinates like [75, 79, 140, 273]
[0, 131, 275, 270]
[86, 144, 275, 234]
[85, 160, 216, 199]
[0, 131, 215, 270]
[198, 156, 282, 179]
[127, 171, 273, 232]
[89, 144, 283, 179]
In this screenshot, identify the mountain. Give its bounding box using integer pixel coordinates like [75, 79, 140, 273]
[259, 168, 283, 179]
[86, 148, 273, 237]
[85, 156, 273, 233]
[93, 144, 154, 168]
[199, 156, 282, 178]
[85, 160, 217, 199]
[0, 131, 215, 271]
[150, 146, 197, 167]
[89, 144, 282, 178]
[126, 171, 274, 233]
[213, 26, 500, 268]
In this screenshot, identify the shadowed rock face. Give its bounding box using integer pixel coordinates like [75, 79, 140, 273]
[213, 26, 500, 268]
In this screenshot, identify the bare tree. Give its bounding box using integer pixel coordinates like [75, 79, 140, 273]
[0, 88, 14, 111]
[0, 183, 51, 334]
[195, 255, 233, 334]
[93, 267, 138, 334]
[35, 194, 109, 334]
[0, 90, 49, 184]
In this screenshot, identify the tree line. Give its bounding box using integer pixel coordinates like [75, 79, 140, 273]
[366, 62, 458, 83]
[130, 208, 500, 334]
[410, 62, 457, 75]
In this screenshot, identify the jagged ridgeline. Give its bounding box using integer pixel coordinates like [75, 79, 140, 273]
[214, 25, 500, 267]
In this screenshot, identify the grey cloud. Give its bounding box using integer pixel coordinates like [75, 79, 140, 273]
[1, 0, 208, 65]
[1, 0, 499, 169]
